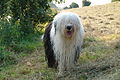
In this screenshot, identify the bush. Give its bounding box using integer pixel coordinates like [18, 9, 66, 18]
[63, 6, 70, 9]
[63, 2, 79, 9]
[0, 20, 21, 46]
[0, 0, 58, 48]
[112, 0, 120, 2]
[69, 2, 79, 8]
[0, 19, 43, 52]
[0, 0, 58, 41]
[11, 35, 43, 53]
[82, 0, 91, 7]
[0, 0, 62, 68]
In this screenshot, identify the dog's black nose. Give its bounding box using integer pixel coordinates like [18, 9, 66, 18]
[66, 25, 72, 30]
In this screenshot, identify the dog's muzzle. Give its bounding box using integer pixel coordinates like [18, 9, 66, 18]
[66, 25, 72, 31]
[65, 24, 74, 38]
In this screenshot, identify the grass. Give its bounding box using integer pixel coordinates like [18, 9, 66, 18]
[0, 46, 17, 67]
[0, 47, 57, 80]
[0, 34, 118, 80]
[79, 35, 117, 63]
[0, 31, 119, 80]
[0, 34, 44, 80]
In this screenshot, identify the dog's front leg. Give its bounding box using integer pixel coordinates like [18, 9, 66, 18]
[58, 54, 65, 76]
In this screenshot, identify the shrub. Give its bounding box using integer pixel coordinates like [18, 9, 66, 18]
[63, 6, 70, 9]
[69, 2, 79, 8]
[0, 19, 42, 53]
[11, 35, 43, 53]
[112, 0, 120, 2]
[82, 0, 91, 7]
[0, 20, 21, 46]
[0, 0, 58, 41]
[0, 0, 62, 68]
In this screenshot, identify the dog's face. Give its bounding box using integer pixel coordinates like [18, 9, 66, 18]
[53, 12, 80, 39]
[64, 23, 74, 38]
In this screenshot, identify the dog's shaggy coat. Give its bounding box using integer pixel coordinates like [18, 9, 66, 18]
[43, 12, 84, 74]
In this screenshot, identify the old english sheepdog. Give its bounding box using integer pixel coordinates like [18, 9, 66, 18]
[43, 12, 84, 74]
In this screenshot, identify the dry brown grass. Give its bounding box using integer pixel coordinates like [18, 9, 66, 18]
[62, 2, 120, 38]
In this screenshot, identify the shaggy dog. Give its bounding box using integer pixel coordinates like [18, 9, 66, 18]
[43, 12, 84, 75]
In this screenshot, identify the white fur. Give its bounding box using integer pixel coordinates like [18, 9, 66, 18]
[50, 12, 84, 75]
[41, 34, 44, 41]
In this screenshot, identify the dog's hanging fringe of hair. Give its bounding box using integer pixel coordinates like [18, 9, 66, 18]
[43, 12, 84, 75]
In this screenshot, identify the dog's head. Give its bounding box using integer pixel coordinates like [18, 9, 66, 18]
[52, 12, 81, 39]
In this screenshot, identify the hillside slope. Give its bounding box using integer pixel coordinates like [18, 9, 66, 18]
[62, 2, 120, 37]
[60, 2, 120, 80]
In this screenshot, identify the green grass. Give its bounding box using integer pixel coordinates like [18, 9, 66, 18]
[12, 39, 43, 53]
[79, 36, 117, 64]
[0, 34, 44, 79]
[0, 46, 17, 67]
[0, 35, 119, 80]
[0, 48, 56, 80]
